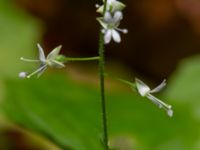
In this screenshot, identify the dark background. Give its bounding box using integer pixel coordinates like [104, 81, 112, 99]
[13, 0, 200, 81]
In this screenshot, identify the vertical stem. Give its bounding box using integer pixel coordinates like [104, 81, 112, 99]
[99, 32, 108, 150]
[98, 1, 108, 149]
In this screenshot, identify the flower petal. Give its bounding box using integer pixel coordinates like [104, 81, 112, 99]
[135, 78, 151, 96]
[113, 11, 123, 23]
[104, 11, 112, 23]
[50, 60, 65, 68]
[37, 43, 46, 62]
[107, 0, 116, 5]
[47, 45, 62, 60]
[112, 29, 121, 43]
[104, 30, 112, 44]
[150, 79, 166, 93]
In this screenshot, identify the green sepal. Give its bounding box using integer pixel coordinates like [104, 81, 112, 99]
[97, 1, 126, 14]
[55, 55, 66, 63]
[96, 17, 108, 29]
[111, 1, 126, 12]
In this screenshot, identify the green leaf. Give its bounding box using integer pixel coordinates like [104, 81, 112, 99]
[2, 72, 199, 150]
[165, 55, 200, 105]
[0, 0, 41, 78]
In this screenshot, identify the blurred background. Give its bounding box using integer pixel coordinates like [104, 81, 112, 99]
[1, 0, 200, 149]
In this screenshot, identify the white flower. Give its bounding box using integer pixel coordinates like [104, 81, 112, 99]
[98, 11, 128, 44]
[96, 0, 125, 14]
[20, 43, 65, 78]
[135, 78, 173, 117]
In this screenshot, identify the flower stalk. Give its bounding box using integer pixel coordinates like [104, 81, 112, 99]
[99, 31, 109, 150]
[98, 0, 109, 149]
[97, 0, 127, 149]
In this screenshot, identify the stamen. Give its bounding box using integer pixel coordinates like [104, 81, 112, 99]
[19, 72, 27, 78]
[20, 57, 40, 62]
[122, 29, 128, 34]
[95, 4, 100, 8]
[167, 109, 173, 117]
[148, 94, 171, 109]
[116, 28, 128, 34]
[27, 64, 47, 78]
[146, 94, 173, 116]
[101, 29, 106, 33]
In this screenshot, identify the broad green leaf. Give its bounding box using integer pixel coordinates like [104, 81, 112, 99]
[2, 72, 199, 150]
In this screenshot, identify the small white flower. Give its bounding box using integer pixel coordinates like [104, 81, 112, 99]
[98, 11, 128, 44]
[20, 43, 65, 78]
[96, 0, 126, 14]
[135, 78, 173, 117]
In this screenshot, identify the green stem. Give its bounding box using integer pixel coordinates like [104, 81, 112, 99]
[98, 0, 109, 149]
[105, 73, 137, 89]
[65, 56, 100, 61]
[115, 78, 135, 87]
[56, 56, 99, 62]
[99, 32, 108, 150]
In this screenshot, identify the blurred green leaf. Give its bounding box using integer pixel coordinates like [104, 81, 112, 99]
[165, 55, 200, 105]
[2, 71, 199, 150]
[0, 0, 42, 78]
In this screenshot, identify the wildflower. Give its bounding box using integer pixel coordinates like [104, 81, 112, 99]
[98, 11, 128, 44]
[19, 44, 65, 78]
[135, 78, 173, 117]
[96, 0, 125, 14]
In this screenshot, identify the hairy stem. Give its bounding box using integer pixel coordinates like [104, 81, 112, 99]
[99, 32, 108, 150]
[98, 0, 109, 149]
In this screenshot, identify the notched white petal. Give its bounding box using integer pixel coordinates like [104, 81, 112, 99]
[104, 11, 112, 23]
[135, 78, 151, 96]
[47, 45, 62, 60]
[37, 43, 46, 62]
[113, 11, 123, 23]
[112, 29, 121, 43]
[104, 30, 112, 44]
[150, 79, 166, 93]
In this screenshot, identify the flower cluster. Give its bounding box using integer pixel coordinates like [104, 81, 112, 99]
[19, 44, 65, 78]
[96, 0, 127, 44]
[135, 78, 173, 117]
